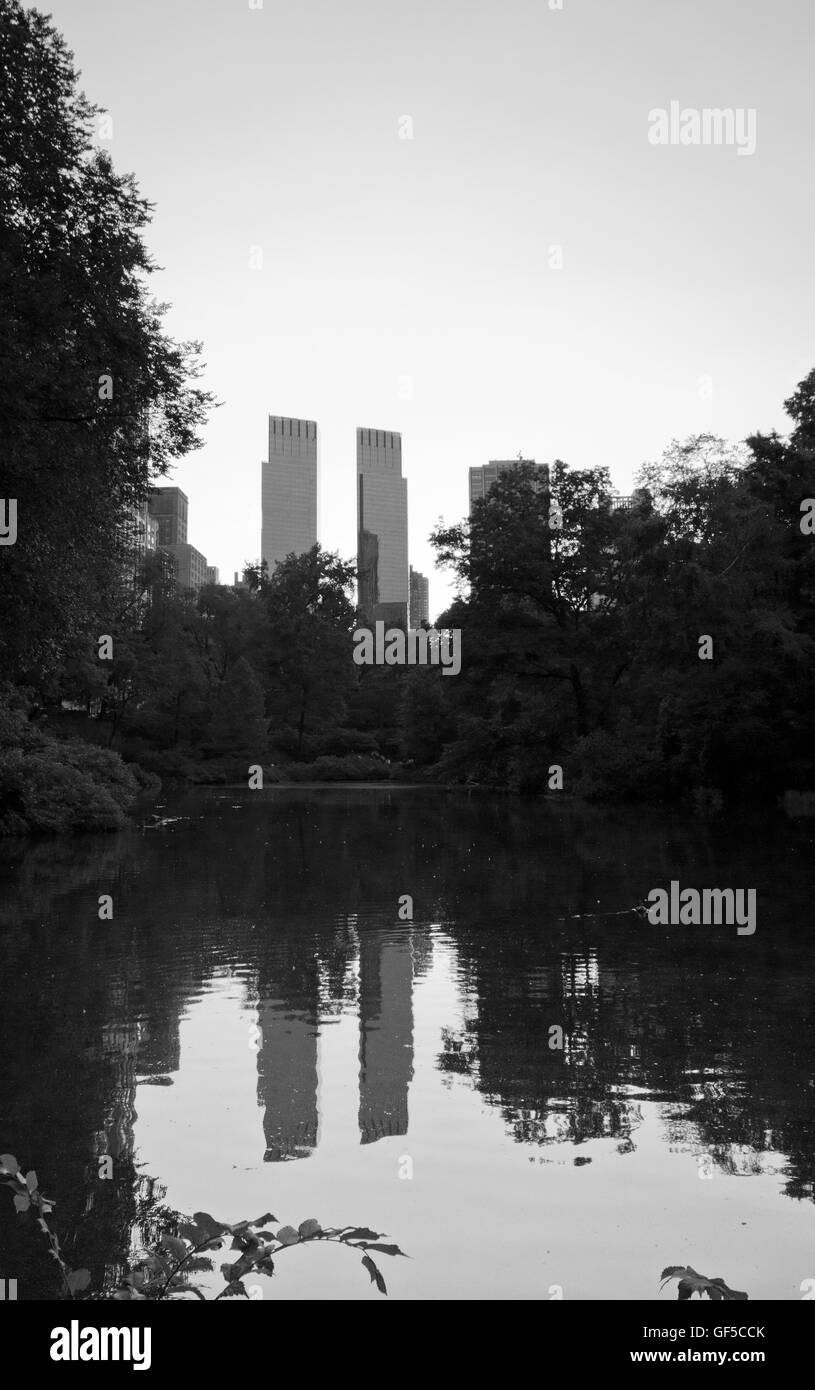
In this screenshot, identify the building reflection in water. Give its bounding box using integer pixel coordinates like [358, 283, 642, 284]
[256, 941, 321, 1161]
[253, 925, 419, 1157]
[358, 931, 414, 1144]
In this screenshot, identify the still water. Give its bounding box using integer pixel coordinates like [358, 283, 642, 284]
[1, 787, 814, 1301]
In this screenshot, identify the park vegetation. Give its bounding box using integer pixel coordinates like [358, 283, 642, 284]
[2, 0, 814, 833]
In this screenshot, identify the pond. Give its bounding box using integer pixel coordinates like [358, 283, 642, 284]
[1, 786, 814, 1300]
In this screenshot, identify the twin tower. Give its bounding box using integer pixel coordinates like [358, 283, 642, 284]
[261, 416, 421, 628]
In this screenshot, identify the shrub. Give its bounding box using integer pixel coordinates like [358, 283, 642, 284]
[0, 706, 141, 835]
[59, 742, 140, 810]
[309, 754, 391, 782]
[0, 749, 128, 834]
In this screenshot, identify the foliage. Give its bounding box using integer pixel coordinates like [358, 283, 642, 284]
[0, 694, 141, 834]
[0, 1153, 90, 1297]
[287, 753, 392, 782]
[1, 1153, 407, 1300]
[660, 1265, 748, 1301]
[4, 0, 815, 825]
[0, 0, 215, 692]
[209, 656, 268, 757]
[261, 547, 358, 756]
[422, 398, 815, 805]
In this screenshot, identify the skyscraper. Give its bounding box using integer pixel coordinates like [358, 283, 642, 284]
[409, 566, 430, 626]
[261, 416, 318, 574]
[468, 458, 550, 514]
[357, 427, 408, 627]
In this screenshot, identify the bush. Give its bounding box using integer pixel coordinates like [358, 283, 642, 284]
[571, 725, 665, 802]
[127, 763, 163, 797]
[288, 753, 392, 783]
[0, 747, 130, 834]
[0, 700, 141, 835]
[131, 747, 198, 782]
[299, 728, 380, 758]
[59, 742, 140, 810]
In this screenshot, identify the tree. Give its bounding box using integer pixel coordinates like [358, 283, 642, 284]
[261, 547, 357, 756]
[0, 0, 215, 691]
[428, 417, 815, 802]
[210, 656, 268, 759]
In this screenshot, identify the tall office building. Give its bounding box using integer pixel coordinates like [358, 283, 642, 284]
[409, 566, 430, 626]
[261, 416, 318, 574]
[205, 565, 220, 585]
[357, 427, 409, 627]
[148, 486, 188, 545]
[468, 458, 550, 515]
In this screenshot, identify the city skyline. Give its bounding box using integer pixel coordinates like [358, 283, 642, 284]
[38, 0, 814, 621]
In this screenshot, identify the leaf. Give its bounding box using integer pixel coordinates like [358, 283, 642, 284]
[160, 1234, 188, 1260]
[358, 1243, 408, 1258]
[25, 1170, 38, 1194]
[340, 1227, 383, 1243]
[178, 1223, 205, 1244]
[660, 1265, 748, 1301]
[707, 1277, 748, 1301]
[67, 1269, 91, 1293]
[0, 1154, 19, 1174]
[13, 1193, 30, 1213]
[275, 1225, 300, 1246]
[361, 1253, 388, 1295]
[220, 1257, 255, 1281]
[222, 1279, 247, 1298]
[230, 1212, 276, 1234]
[298, 1219, 321, 1239]
[192, 1211, 228, 1239]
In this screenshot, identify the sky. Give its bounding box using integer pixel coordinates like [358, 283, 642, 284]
[44, 0, 815, 618]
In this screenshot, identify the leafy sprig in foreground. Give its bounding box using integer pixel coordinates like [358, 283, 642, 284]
[1, 1154, 407, 1299]
[660, 1265, 748, 1301]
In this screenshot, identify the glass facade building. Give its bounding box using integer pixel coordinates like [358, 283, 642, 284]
[261, 416, 318, 573]
[357, 427, 409, 628]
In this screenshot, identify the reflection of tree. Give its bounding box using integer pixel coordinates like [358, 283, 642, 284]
[2, 787, 815, 1302]
[427, 799, 815, 1202]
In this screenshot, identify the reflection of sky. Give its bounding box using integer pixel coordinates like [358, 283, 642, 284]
[131, 934, 815, 1301]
